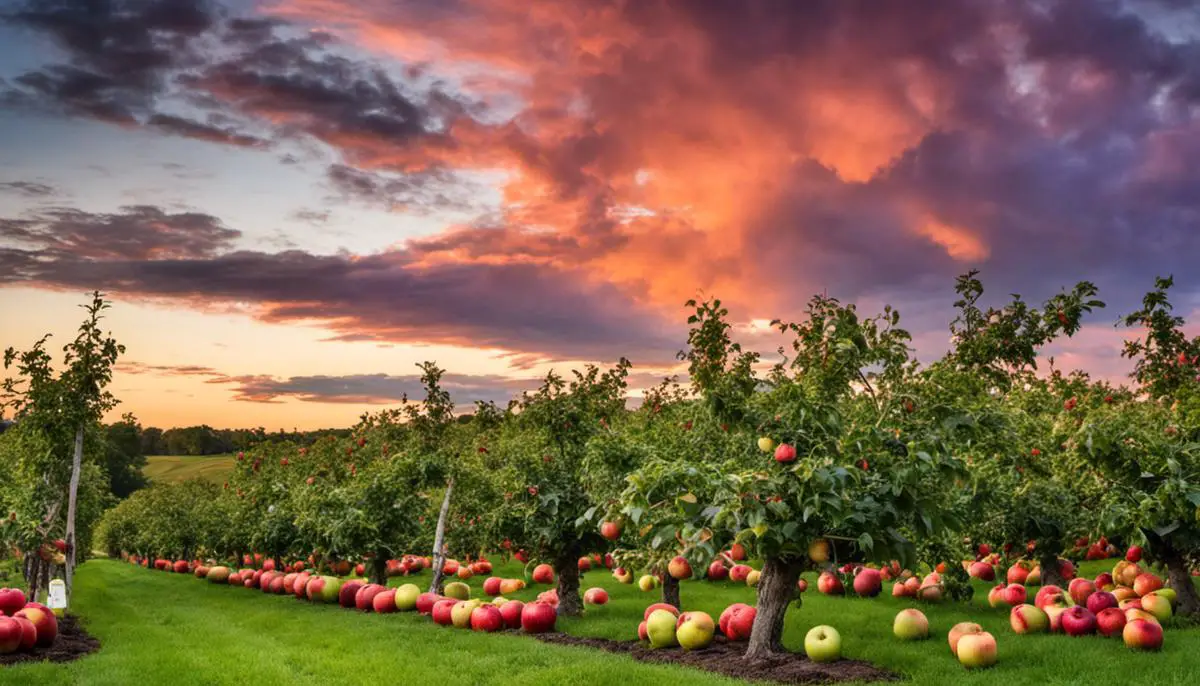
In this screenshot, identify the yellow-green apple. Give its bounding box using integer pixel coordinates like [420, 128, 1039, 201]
[394, 583, 420, 611]
[584, 588, 609, 605]
[338, 580, 363, 608]
[432, 599, 457, 626]
[1133, 573, 1163, 597]
[1141, 593, 1172, 622]
[804, 625, 842, 663]
[893, 609, 929, 640]
[521, 601, 557, 633]
[470, 604, 503, 632]
[206, 566, 230, 583]
[499, 578, 526, 594]
[707, 561, 729, 581]
[1068, 579, 1096, 605]
[730, 565, 753, 583]
[320, 576, 344, 603]
[1123, 618, 1163, 651]
[483, 577, 502, 596]
[637, 574, 659, 592]
[987, 585, 1006, 608]
[0, 617, 20, 654]
[643, 603, 679, 620]
[646, 609, 678, 648]
[746, 570, 761, 587]
[1026, 566, 1041, 585]
[372, 588, 398, 614]
[12, 607, 55, 647]
[451, 599, 481, 628]
[1086, 590, 1117, 614]
[758, 436, 776, 453]
[668, 556, 693, 580]
[444, 581, 470, 600]
[1150, 588, 1177, 606]
[612, 568, 634, 584]
[817, 571, 843, 595]
[600, 521, 622, 541]
[1096, 607, 1126, 637]
[853, 568, 882, 597]
[1009, 604, 1048, 634]
[491, 596, 508, 606]
[499, 600, 525, 629]
[531, 564, 554, 584]
[809, 539, 831, 563]
[1061, 606, 1097, 636]
[1045, 604, 1069, 632]
[956, 632, 997, 669]
[948, 622, 983, 656]
[676, 611, 715, 650]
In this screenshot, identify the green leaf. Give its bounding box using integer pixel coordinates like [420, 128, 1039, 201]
[856, 532, 874, 550]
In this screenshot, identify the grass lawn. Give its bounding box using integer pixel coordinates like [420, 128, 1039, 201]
[143, 454, 234, 484]
[2, 558, 1197, 685]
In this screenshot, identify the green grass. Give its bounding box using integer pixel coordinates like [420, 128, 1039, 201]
[3, 559, 1198, 685]
[143, 454, 234, 484]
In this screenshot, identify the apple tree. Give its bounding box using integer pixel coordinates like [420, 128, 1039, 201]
[489, 361, 631, 616]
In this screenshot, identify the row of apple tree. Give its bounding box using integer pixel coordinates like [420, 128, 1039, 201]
[96, 272, 1200, 658]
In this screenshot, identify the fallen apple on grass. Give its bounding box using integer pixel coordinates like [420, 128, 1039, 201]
[1123, 618, 1163, 651]
[676, 611, 715, 650]
[1060, 606, 1097, 636]
[584, 587, 609, 605]
[956, 632, 997, 669]
[893, 609, 929, 640]
[1010, 604, 1048, 634]
[521, 601, 557, 634]
[1096, 607, 1127, 637]
[804, 625, 842, 663]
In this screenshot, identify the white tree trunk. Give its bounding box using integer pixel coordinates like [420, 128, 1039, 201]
[427, 479, 455, 594]
[65, 424, 84, 600]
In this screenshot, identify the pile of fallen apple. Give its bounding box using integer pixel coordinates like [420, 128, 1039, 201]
[0, 587, 59, 656]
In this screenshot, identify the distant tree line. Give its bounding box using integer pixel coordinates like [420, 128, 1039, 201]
[137, 425, 353, 456]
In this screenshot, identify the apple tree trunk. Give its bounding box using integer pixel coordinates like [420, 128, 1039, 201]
[661, 573, 681, 610]
[427, 478, 455, 594]
[370, 552, 388, 586]
[1039, 553, 1066, 589]
[555, 547, 583, 617]
[64, 424, 84, 601]
[745, 557, 803, 659]
[1163, 549, 1200, 618]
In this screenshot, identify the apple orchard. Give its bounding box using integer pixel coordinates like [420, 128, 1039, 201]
[5, 272, 1200, 675]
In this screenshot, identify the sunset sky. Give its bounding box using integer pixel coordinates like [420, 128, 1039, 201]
[2, 0, 1200, 430]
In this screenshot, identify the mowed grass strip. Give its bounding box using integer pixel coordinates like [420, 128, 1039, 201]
[3, 559, 1197, 685]
[143, 455, 234, 485]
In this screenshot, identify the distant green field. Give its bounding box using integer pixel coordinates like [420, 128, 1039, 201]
[143, 454, 234, 484]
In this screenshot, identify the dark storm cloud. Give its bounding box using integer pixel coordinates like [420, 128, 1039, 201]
[0, 205, 240, 260]
[145, 113, 267, 148]
[325, 164, 481, 214]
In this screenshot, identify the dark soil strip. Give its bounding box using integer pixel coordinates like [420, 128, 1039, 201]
[534, 633, 897, 685]
[0, 615, 101, 667]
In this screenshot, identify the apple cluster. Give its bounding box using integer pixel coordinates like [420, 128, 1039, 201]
[0, 587, 58, 656]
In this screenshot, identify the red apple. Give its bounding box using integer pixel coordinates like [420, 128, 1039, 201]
[483, 577, 503, 596]
[1096, 607, 1127, 637]
[520, 601, 557, 633]
[531, 564, 554, 584]
[1086, 590, 1117, 614]
[797, 578, 808, 593]
[1010, 604, 1049, 634]
[668, 556, 693, 580]
[431, 599, 457, 626]
[13, 607, 55, 647]
[600, 521, 622, 541]
[723, 605, 756, 641]
[1123, 618, 1163, 651]
[372, 589, 398, 613]
[967, 562, 995, 581]
[1006, 565, 1030, 585]
[577, 557, 592, 572]
[729, 565, 752, 583]
[1133, 573, 1163, 597]
[1002, 584, 1027, 607]
[1094, 572, 1115, 590]
[893, 581, 913, 598]
[416, 592, 441, 615]
[774, 443, 797, 463]
[817, 571, 844, 595]
[1069, 578, 1096, 605]
[729, 543, 747, 561]
[1126, 546, 1143, 563]
[12, 616, 36, 651]
[1035, 585, 1065, 610]
[336, 580, 363, 608]
[1060, 606, 1097, 636]
[643, 602, 679, 620]
[355, 583, 386, 611]
[470, 604, 504, 632]
[0, 617, 21, 655]
[584, 588, 609, 605]
[0, 588, 27, 617]
[707, 561, 729, 581]
[853, 568, 882, 597]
